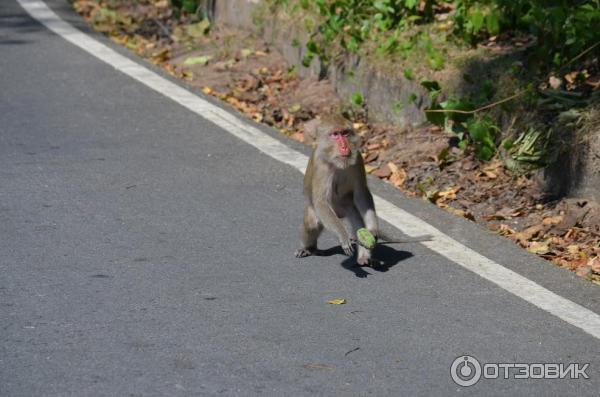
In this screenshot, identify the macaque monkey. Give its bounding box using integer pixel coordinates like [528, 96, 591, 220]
[295, 115, 378, 266]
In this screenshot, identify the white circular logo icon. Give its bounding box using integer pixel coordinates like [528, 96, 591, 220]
[451, 355, 482, 387]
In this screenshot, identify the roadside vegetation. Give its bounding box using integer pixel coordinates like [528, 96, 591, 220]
[72, 0, 600, 284]
[263, 0, 598, 162]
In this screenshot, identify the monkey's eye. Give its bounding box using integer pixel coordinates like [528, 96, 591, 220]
[330, 131, 340, 138]
[342, 129, 351, 136]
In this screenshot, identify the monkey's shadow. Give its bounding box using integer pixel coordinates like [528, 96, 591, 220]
[315, 245, 413, 278]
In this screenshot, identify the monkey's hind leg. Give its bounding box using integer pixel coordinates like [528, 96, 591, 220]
[295, 205, 323, 258]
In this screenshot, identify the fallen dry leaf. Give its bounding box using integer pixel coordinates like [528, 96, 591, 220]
[576, 266, 592, 278]
[363, 151, 379, 163]
[483, 171, 497, 179]
[528, 241, 550, 255]
[564, 71, 578, 84]
[389, 171, 406, 187]
[327, 299, 346, 305]
[589, 257, 600, 274]
[150, 47, 170, 64]
[567, 244, 580, 255]
[446, 207, 475, 221]
[543, 215, 563, 225]
[437, 186, 460, 201]
[514, 224, 546, 243]
[372, 164, 392, 178]
[388, 162, 407, 187]
[364, 164, 377, 174]
[497, 224, 516, 235]
[290, 132, 304, 142]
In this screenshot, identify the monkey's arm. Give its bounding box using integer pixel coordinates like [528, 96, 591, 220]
[313, 196, 354, 256]
[353, 164, 379, 237]
[355, 190, 378, 233]
[303, 154, 315, 198]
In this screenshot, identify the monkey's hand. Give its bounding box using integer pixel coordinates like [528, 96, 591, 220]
[340, 239, 355, 256]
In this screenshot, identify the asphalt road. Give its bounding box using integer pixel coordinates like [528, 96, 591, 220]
[1, 1, 600, 396]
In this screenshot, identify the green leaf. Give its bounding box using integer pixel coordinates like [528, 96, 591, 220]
[181, 0, 198, 14]
[347, 37, 359, 52]
[428, 53, 445, 70]
[404, 0, 417, 9]
[420, 80, 441, 92]
[501, 137, 514, 150]
[475, 145, 495, 161]
[240, 48, 253, 58]
[403, 68, 414, 80]
[465, 117, 498, 161]
[185, 18, 210, 37]
[306, 39, 318, 54]
[183, 55, 212, 66]
[466, 118, 495, 147]
[425, 103, 445, 126]
[350, 92, 364, 106]
[471, 7, 484, 32]
[440, 97, 474, 123]
[374, 1, 388, 12]
[485, 12, 500, 35]
[301, 53, 314, 67]
[392, 101, 404, 113]
[304, 17, 314, 33]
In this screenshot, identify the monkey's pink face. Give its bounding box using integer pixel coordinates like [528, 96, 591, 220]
[330, 129, 352, 157]
[325, 128, 359, 169]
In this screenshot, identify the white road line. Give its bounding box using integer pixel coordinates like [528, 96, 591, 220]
[18, 0, 600, 340]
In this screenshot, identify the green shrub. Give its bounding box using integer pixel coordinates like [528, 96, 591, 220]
[270, 0, 599, 69]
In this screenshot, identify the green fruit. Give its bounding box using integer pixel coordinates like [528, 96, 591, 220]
[356, 228, 376, 249]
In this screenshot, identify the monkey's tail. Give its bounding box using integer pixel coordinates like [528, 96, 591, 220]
[376, 233, 433, 245]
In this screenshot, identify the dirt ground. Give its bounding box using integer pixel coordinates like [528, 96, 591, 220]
[73, 0, 600, 284]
